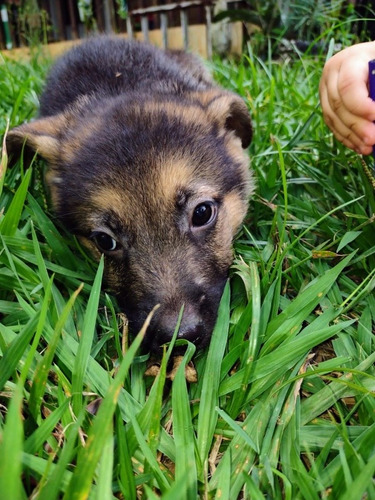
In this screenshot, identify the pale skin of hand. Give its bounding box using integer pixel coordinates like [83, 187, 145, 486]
[319, 41, 375, 155]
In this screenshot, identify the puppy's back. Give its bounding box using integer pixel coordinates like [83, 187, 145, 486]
[40, 36, 213, 117]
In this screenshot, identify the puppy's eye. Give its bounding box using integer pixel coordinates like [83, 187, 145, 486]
[191, 202, 217, 228]
[91, 232, 119, 252]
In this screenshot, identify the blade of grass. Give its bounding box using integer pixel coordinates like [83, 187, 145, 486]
[1, 236, 35, 298]
[229, 261, 261, 416]
[31, 221, 50, 291]
[27, 193, 77, 266]
[115, 408, 137, 500]
[172, 341, 198, 500]
[130, 407, 171, 493]
[197, 282, 230, 472]
[213, 448, 231, 500]
[0, 166, 32, 236]
[71, 257, 104, 415]
[15, 274, 54, 421]
[271, 468, 292, 500]
[0, 312, 39, 391]
[94, 419, 114, 500]
[0, 383, 24, 500]
[216, 407, 258, 452]
[242, 473, 266, 500]
[29, 282, 83, 419]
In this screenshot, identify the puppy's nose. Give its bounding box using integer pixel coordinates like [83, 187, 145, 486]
[177, 315, 204, 343]
[155, 306, 204, 345]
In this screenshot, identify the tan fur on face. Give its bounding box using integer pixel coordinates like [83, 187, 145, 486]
[152, 156, 197, 201]
[59, 117, 103, 165]
[87, 187, 132, 230]
[223, 131, 254, 199]
[224, 190, 249, 236]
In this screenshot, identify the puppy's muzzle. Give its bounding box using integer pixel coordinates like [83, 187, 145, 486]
[149, 302, 207, 348]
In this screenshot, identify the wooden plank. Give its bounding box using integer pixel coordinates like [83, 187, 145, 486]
[109, 0, 117, 32]
[130, 0, 206, 16]
[230, 21, 243, 55]
[48, 0, 65, 41]
[0, 5, 8, 49]
[67, 0, 79, 39]
[103, 0, 113, 33]
[94, 0, 105, 32]
[141, 15, 149, 42]
[205, 5, 212, 60]
[129, 0, 239, 16]
[160, 12, 168, 49]
[126, 17, 134, 39]
[180, 10, 188, 50]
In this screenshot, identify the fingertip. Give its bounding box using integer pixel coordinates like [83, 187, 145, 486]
[362, 131, 375, 146]
[358, 144, 374, 155]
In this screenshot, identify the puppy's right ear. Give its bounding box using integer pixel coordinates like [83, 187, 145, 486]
[6, 114, 68, 166]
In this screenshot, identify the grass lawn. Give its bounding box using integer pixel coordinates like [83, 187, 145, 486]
[0, 38, 374, 499]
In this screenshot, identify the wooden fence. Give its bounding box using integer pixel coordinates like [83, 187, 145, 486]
[0, 0, 244, 58]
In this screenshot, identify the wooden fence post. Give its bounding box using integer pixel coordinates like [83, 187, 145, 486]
[160, 12, 168, 49]
[205, 5, 212, 59]
[126, 16, 133, 39]
[141, 15, 149, 42]
[180, 9, 189, 50]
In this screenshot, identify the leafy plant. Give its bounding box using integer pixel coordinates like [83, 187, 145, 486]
[214, 0, 357, 55]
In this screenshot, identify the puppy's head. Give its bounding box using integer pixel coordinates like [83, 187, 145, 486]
[7, 90, 253, 351]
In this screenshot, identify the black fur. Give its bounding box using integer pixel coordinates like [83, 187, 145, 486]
[39, 36, 213, 117]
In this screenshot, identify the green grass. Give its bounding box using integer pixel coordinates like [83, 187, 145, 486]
[0, 39, 374, 500]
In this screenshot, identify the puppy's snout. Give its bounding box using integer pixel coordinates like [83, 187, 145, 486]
[154, 304, 205, 345]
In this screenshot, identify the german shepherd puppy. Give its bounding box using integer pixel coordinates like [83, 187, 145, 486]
[7, 35, 253, 352]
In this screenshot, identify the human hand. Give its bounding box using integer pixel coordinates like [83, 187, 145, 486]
[319, 41, 375, 155]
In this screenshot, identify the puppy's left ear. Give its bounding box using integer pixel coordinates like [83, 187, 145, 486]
[196, 90, 253, 149]
[6, 113, 68, 166]
[223, 97, 252, 149]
